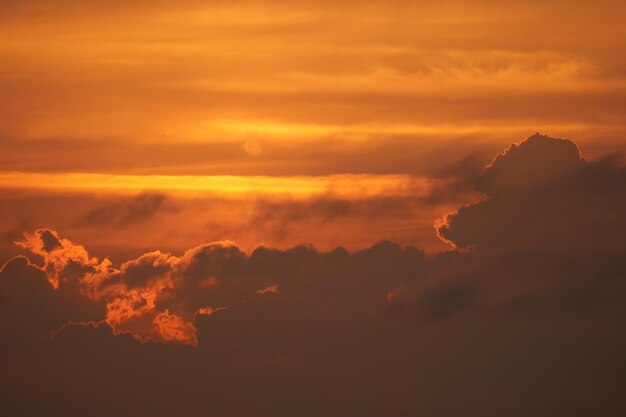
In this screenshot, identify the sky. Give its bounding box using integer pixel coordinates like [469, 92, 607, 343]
[1, 1, 626, 416]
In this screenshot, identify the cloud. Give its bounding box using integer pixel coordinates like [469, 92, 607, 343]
[2, 133, 626, 415]
[436, 133, 625, 253]
[6, 135, 625, 344]
[82, 192, 171, 226]
[6, 230, 280, 345]
[399, 133, 626, 317]
[0, 254, 104, 347]
[3, 226, 429, 346]
[479, 133, 584, 194]
[15, 228, 108, 289]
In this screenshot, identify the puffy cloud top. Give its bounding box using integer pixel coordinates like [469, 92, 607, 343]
[480, 133, 583, 194]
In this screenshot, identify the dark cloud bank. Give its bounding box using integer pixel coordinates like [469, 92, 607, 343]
[1, 134, 626, 416]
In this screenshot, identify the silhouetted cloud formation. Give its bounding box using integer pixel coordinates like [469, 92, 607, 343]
[404, 134, 626, 316]
[8, 229, 283, 345]
[1, 134, 626, 416]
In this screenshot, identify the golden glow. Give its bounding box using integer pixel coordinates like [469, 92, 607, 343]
[1, 1, 625, 162]
[202, 119, 595, 140]
[0, 1, 625, 255]
[0, 172, 427, 197]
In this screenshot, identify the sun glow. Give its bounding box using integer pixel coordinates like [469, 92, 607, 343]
[0, 171, 428, 197]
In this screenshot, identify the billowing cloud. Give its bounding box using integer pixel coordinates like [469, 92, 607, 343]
[16, 228, 109, 289]
[396, 134, 626, 317]
[436, 133, 625, 253]
[3, 223, 432, 346]
[7, 229, 281, 345]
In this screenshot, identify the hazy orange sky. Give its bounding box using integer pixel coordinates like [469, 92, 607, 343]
[2, 0, 626, 177]
[2, 0, 626, 256]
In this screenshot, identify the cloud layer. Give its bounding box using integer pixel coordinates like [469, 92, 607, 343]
[10, 228, 285, 345]
[1, 134, 626, 415]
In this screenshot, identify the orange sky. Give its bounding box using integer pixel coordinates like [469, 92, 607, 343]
[1, 0, 625, 254]
[2, 3, 626, 415]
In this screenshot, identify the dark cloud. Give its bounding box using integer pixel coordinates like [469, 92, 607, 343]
[248, 196, 422, 241]
[3, 228, 426, 345]
[38, 228, 62, 252]
[82, 192, 171, 226]
[479, 133, 584, 194]
[397, 133, 626, 317]
[422, 152, 488, 205]
[437, 133, 626, 253]
[244, 177, 479, 243]
[2, 134, 626, 416]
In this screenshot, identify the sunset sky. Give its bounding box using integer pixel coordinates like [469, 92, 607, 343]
[2, 0, 626, 255]
[1, 1, 626, 416]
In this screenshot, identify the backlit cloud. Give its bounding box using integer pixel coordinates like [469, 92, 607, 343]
[9, 229, 278, 345]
